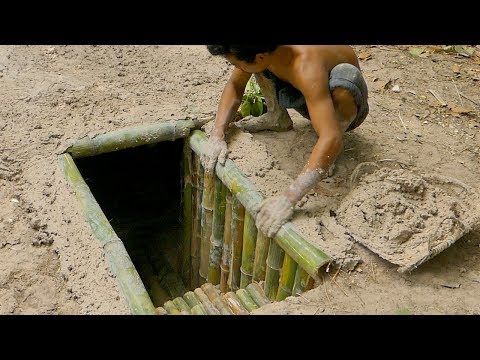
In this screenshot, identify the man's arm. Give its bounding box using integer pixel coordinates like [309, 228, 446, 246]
[256, 72, 343, 237]
[211, 67, 251, 139]
[202, 67, 251, 173]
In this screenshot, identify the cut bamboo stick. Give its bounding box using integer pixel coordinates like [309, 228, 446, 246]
[173, 297, 192, 314]
[188, 130, 331, 281]
[213, 297, 234, 315]
[155, 307, 168, 315]
[292, 267, 310, 296]
[59, 153, 156, 315]
[163, 300, 181, 315]
[208, 179, 227, 284]
[246, 282, 271, 307]
[240, 212, 257, 289]
[191, 304, 207, 315]
[252, 232, 270, 282]
[236, 289, 259, 312]
[191, 155, 203, 288]
[228, 197, 245, 291]
[199, 169, 215, 284]
[201, 283, 221, 303]
[220, 191, 233, 293]
[223, 292, 250, 315]
[276, 254, 298, 301]
[193, 288, 221, 315]
[181, 140, 193, 288]
[183, 291, 202, 308]
[67, 119, 199, 159]
[264, 240, 285, 300]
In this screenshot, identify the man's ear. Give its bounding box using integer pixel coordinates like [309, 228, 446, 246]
[255, 53, 267, 63]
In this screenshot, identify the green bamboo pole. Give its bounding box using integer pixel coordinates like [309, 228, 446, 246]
[236, 289, 259, 312]
[228, 197, 245, 291]
[240, 212, 257, 289]
[181, 140, 193, 288]
[220, 191, 233, 293]
[67, 118, 205, 159]
[264, 240, 285, 301]
[212, 297, 234, 315]
[199, 169, 215, 284]
[223, 292, 249, 315]
[191, 304, 207, 315]
[163, 300, 181, 315]
[173, 297, 192, 314]
[191, 155, 203, 288]
[276, 254, 298, 301]
[59, 153, 156, 315]
[252, 232, 271, 282]
[292, 267, 310, 296]
[188, 130, 331, 281]
[193, 288, 221, 315]
[155, 307, 168, 315]
[246, 283, 271, 307]
[183, 291, 202, 308]
[208, 179, 227, 284]
[201, 283, 221, 303]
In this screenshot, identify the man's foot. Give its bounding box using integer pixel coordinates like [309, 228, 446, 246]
[233, 110, 293, 133]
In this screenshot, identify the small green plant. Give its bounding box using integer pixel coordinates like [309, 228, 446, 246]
[239, 77, 267, 117]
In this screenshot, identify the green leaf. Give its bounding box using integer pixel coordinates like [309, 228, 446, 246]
[408, 47, 425, 57]
[252, 98, 264, 116]
[239, 101, 252, 117]
[454, 45, 475, 57]
[394, 307, 413, 315]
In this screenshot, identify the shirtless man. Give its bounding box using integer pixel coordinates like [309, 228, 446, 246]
[201, 45, 369, 238]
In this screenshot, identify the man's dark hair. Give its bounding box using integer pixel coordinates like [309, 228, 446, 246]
[207, 45, 279, 63]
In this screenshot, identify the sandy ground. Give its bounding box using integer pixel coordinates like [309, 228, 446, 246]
[1, 45, 479, 315]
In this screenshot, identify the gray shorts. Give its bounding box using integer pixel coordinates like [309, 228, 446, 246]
[262, 63, 369, 131]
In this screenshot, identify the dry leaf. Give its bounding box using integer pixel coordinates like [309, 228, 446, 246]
[449, 105, 475, 114]
[452, 63, 461, 73]
[358, 52, 372, 61]
[409, 47, 426, 57]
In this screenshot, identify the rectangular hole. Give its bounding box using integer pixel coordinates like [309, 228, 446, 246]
[74, 139, 188, 307]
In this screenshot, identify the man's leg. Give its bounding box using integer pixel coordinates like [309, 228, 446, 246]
[233, 73, 293, 132]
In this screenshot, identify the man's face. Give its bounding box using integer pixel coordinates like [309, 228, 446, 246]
[225, 54, 268, 74]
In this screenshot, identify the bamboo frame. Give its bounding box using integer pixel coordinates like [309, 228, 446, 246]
[188, 130, 331, 281]
[240, 212, 257, 289]
[246, 283, 270, 307]
[264, 240, 285, 301]
[292, 267, 310, 296]
[252, 232, 270, 282]
[183, 291, 202, 308]
[191, 155, 203, 288]
[276, 254, 298, 301]
[208, 179, 227, 284]
[193, 288, 220, 315]
[199, 170, 215, 284]
[236, 289, 259, 312]
[220, 191, 233, 293]
[163, 300, 181, 315]
[181, 140, 193, 287]
[191, 304, 207, 315]
[223, 292, 249, 315]
[173, 297, 192, 314]
[67, 118, 209, 159]
[59, 153, 156, 315]
[228, 197, 245, 291]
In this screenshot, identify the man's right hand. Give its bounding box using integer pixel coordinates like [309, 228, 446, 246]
[201, 135, 229, 174]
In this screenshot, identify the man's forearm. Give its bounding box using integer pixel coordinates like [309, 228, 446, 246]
[283, 167, 328, 204]
[212, 84, 243, 139]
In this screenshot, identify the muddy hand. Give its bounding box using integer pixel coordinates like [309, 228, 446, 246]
[256, 195, 294, 238]
[201, 135, 229, 174]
